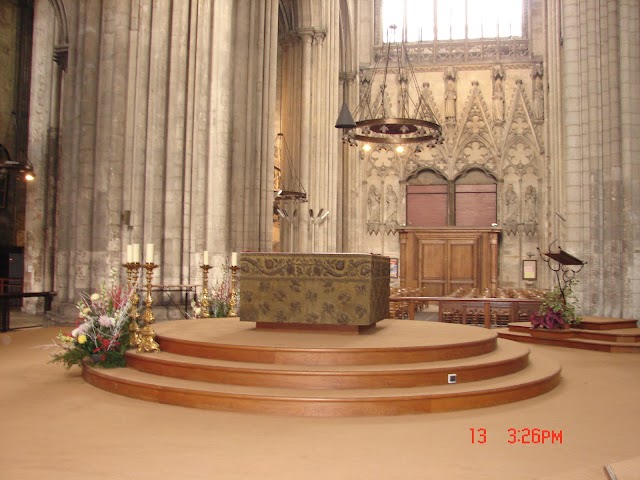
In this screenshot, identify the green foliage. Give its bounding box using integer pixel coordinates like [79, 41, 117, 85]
[532, 278, 582, 328]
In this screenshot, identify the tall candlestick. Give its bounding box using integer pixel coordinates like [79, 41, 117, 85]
[126, 244, 133, 263]
[139, 262, 160, 353]
[203, 250, 209, 265]
[132, 243, 140, 263]
[145, 243, 154, 264]
[228, 265, 239, 317]
[231, 252, 238, 267]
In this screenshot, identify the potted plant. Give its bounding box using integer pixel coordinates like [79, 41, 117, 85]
[530, 278, 582, 329]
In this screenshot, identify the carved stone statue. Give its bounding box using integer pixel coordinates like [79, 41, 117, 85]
[367, 185, 381, 223]
[493, 77, 505, 122]
[444, 78, 456, 121]
[524, 185, 538, 223]
[533, 76, 544, 121]
[504, 183, 518, 222]
[385, 185, 398, 224]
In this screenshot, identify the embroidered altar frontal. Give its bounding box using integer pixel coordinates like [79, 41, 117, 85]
[239, 253, 390, 326]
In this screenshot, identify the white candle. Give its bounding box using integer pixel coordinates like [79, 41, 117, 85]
[203, 250, 209, 265]
[231, 252, 238, 267]
[146, 243, 154, 264]
[126, 244, 133, 263]
[132, 244, 140, 263]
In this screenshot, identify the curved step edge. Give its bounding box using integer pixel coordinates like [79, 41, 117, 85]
[124, 347, 530, 389]
[156, 335, 498, 366]
[82, 361, 561, 417]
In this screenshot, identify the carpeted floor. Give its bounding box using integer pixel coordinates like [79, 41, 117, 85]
[1, 319, 639, 480]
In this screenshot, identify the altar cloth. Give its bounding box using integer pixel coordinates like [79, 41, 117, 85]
[239, 253, 390, 327]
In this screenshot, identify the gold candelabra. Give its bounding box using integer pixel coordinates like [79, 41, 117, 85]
[228, 265, 239, 317]
[124, 262, 142, 347]
[199, 264, 211, 317]
[139, 262, 160, 352]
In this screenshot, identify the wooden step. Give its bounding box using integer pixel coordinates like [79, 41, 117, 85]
[83, 352, 561, 417]
[80, 318, 562, 416]
[124, 341, 531, 389]
[498, 330, 640, 353]
[155, 318, 499, 365]
[504, 321, 640, 350]
[579, 316, 638, 330]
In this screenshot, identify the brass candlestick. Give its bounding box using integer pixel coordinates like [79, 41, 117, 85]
[139, 262, 160, 352]
[124, 262, 142, 347]
[200, 265, 212, 317]
[228, 265, 239, 317]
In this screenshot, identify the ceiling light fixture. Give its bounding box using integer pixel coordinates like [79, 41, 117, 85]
[335, 25, 443, 147]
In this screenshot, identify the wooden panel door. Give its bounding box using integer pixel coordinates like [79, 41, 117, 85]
[420, 240, 447, 296]
[448, 240, 477, 291]
[398, 228, 500, 296]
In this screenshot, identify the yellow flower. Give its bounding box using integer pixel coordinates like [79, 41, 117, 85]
[77, 334, 87, 344]
[82, 307, 91, 315]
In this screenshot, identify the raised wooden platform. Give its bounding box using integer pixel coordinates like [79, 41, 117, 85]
[498, 316, 640, 353]
[83, 318, 562, 416]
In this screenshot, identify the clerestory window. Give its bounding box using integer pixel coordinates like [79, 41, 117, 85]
[381, 0, 524, 43]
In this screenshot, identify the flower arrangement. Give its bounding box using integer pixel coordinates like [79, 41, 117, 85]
[50, 283, 133, 369]
[192, 265, 232, 318]
[530, 279, 582, 329]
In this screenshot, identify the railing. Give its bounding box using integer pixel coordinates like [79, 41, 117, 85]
[0, 277, 24, 307]
[389, 296, 542, 328]
[137, 285, 197, 319]
[0, 291, 57, 332]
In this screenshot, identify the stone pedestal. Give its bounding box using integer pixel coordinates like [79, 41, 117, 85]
[239, 253, 390, 331]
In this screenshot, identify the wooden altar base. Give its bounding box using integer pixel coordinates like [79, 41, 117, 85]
[255, 321, 376, 334]
[82, 318, 561, 416]
[498, 317, 640, 353]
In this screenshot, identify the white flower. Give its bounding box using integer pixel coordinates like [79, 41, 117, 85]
[98, 315, 115, 327]
[194, 307, 202, 317]
[90, 293, 101, 301]
[71, 323, 90, 337]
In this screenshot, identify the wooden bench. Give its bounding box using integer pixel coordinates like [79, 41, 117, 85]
[0, 292, 57, 332]
[389, 296, 542, 328]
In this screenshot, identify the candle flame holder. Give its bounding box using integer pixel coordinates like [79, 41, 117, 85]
[124, 262, 142, 347]
[228, 265, 239, 317]
[200, 265, 212, 317]
[139, 262, 160, 352]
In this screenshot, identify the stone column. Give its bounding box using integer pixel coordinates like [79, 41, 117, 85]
[230, 0, 279, 253]
[297, 29, 314, 252]
[561, 0, 637, 318]
[618, 0, 640, 319]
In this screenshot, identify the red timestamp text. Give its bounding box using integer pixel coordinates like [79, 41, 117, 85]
[469, 428, 563, 444]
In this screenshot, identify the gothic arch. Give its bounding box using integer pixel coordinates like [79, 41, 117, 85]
[278, 0, 298, 33]
[405, 167, 448, 185]
[454, 166, 498, 184]
[48, 0, 69, 45]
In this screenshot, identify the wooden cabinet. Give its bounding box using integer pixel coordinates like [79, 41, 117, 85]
[398, 228, 500, 296]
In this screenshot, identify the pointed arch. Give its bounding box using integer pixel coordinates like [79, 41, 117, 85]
[48, 0, 68, 45]
[405, 166, 448, 185]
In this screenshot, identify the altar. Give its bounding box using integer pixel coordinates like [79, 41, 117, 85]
[239, 253, 390, 331]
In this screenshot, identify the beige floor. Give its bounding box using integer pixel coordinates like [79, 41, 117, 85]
[1, 315, 639, 480]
